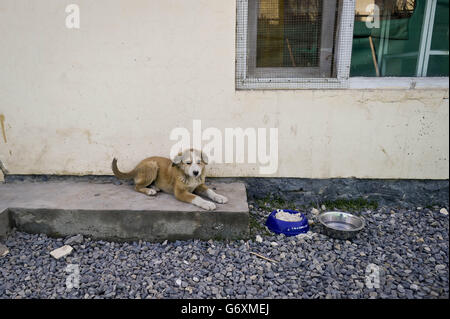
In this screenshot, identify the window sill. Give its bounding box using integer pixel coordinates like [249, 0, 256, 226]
[235, 76, 449, 90]
[348, 77, 449, 90]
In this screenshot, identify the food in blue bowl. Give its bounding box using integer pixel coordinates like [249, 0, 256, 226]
[265, 209, 309, 236]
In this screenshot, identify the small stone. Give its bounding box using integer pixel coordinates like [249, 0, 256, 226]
[311, 208, 320, 215]
[435, 264, 446, 271]
[440, 208, 448, 216]
[355, 280, 364, 289]
[50, 245, 73, 259]
[255, 235, 263, 243]
[0, 243, 9, 257]
[175, 279, 182, 286]
[64, 234, 83, 245]
[321, 205, 326, 210]
[193, 277, 199, 282]
[270, 242, 278, 247]
[410, 284, 419, 290]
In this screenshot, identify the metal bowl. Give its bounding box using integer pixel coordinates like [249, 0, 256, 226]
[317, 211, 365, 239]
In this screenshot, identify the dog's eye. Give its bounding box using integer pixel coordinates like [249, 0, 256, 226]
[185, 161, 192, 165]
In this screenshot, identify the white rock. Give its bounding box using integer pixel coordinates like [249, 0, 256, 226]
[311, 208, 320, 215]
[50, 245, 73, 259]
[0, 243, 9, 257]
[255, 235, 263, 243]
[440, 208, 448, 216]
[435, 264, 446, 271]
[321, 205, 326, 210]
[296, 231, 314, 240]
[175, 279, 182, 286]
[270, 242, 279, 247]
[410, 284, 419, 290]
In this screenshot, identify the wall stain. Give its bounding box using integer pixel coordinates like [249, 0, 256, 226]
[84, 130, 92, 144]
[380, 146, 394, 167]
[56, 128, 92, 144]
[290, 124, 297, 136]
[0, 114, 7, 143]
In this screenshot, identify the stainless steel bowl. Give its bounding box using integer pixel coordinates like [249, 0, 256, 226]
[317, 211, 365, 239]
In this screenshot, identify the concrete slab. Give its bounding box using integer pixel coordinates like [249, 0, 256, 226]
[0, 182, 249, 241]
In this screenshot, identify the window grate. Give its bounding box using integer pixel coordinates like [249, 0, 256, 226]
[236, 0, 356, 89]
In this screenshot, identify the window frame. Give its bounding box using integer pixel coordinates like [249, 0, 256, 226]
[236, 0, 355, 89]
[236, 0, 449, 90]
[246, 0, 338, 79]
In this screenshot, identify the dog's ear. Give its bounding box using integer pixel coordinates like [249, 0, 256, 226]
[201, 151, 209, 164]
[172, 152, 183, 166]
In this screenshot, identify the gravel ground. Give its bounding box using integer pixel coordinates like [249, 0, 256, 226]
[0, 202, 448, 299]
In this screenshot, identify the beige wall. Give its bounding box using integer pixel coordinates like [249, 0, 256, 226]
[0, 0, 448, 179]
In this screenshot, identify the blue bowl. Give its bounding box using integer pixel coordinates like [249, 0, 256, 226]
[265, 209, 309, 236]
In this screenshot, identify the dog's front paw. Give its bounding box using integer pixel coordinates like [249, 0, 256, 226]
[193, 197, 216, 211]
[212, 194, 228, 204]
[145, 188, 157, 196]
[201, 200, 216, 211]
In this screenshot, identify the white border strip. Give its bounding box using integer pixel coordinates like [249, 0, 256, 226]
[349, 77, 449, 89]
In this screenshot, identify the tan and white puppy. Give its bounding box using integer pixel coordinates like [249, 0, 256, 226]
[112, 149, 228, 210]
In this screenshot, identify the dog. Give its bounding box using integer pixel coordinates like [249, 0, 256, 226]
[112, 148, 228, 210]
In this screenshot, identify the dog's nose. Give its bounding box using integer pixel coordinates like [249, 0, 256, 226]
[193, 170, 199, 176]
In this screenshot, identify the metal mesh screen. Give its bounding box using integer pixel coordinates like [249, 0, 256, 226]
[236, 0, 356, 89]
[256, 0, 323, 68]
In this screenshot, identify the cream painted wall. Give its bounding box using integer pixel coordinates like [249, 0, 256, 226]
[0, 0, 448, 179]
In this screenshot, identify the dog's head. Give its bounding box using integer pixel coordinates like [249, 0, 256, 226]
[172, 148, 208, 178]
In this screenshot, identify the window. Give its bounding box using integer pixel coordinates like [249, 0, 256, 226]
[236, 0, 449, 89]
[236, 0, 355, 89]
[249, 0, 337, 78]
[351, 0, 449, 77]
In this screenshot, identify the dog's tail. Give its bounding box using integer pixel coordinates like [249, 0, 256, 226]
[112, 158, 135, 180]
